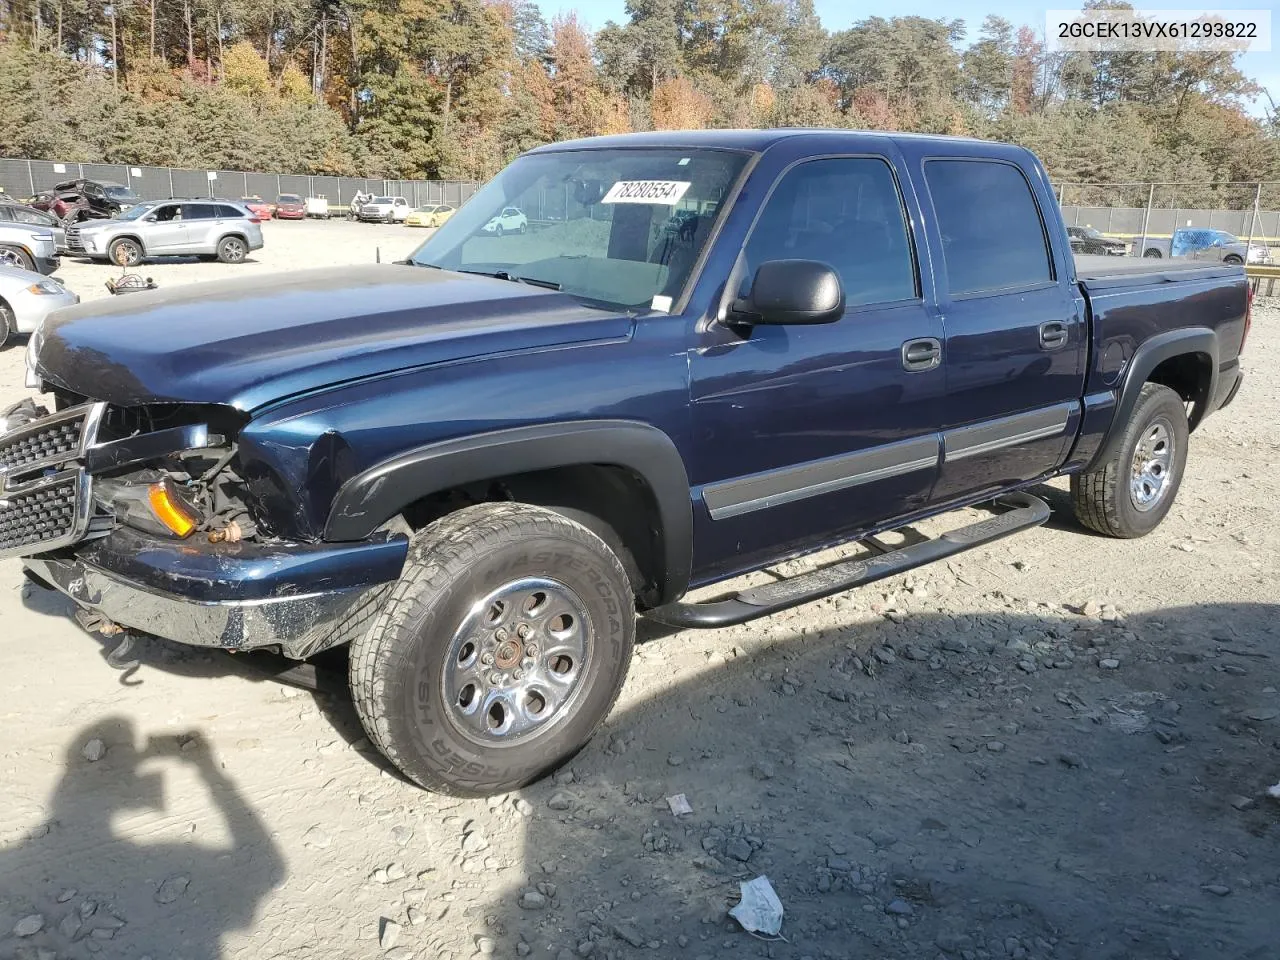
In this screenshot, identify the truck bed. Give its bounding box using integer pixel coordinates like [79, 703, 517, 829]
[1074, 254, 1242, 292]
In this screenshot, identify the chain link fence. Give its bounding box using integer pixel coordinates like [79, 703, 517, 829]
[1057, 182, 1280, 259]
[0, 157, 481, 210]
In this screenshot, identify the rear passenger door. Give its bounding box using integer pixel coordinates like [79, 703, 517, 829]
[919, 156, 1086, 503]
[181, 203, 220, 253]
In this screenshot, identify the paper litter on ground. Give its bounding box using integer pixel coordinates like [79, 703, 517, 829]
[665, 793, 693, 816]
[729, 875, 784, 936]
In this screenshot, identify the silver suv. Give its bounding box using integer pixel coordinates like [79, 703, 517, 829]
[68, 200, 265, 265]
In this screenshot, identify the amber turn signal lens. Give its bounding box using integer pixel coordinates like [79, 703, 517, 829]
[147, 481, 197, 538]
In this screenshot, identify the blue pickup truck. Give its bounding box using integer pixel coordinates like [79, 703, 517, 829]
[7, 130, 1251, 795]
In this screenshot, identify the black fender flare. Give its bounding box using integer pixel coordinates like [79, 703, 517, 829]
[324, 420, 693, 602]
[1087, 327, 1218, 471]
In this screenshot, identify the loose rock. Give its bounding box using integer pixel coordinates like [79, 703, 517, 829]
[13, 914, 44, 937]
[154, 875, 190, 904]
[519, 890, 547, 910]
[380, 918, 402, 950]
[548, 792, 574, 811]
[81, 738, 106, 762]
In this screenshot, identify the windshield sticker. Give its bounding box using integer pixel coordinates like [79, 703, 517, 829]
[650, 294, 673, 313]
[602, 180, 692, 205]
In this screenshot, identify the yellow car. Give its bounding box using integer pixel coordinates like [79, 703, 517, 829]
[404, 204, 457, 228]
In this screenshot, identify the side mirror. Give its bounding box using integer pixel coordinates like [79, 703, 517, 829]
[730, 259, 844, 326]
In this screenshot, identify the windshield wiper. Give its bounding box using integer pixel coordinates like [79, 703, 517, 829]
[456, 268, 561, 291]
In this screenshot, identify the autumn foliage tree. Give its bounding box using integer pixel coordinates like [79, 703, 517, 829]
[0, 0, 1274, 186]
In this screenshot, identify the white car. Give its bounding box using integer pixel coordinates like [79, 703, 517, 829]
[0, 265, 78, 346]
[358, 197, 411, 223]
[482, 207, 528, 236]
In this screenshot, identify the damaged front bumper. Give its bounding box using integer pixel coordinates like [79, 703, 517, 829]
[1, 397, 408, 658]
[25, 526, 406, 658]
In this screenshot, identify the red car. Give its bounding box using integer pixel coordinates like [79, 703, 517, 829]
[240, 196, 277, 220]
[274, 194, 306, 220]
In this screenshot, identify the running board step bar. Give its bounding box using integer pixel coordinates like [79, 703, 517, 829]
[645, 493, 1051, 629]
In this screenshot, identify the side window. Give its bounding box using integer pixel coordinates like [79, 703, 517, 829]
[0, 208, 11, 221]
[153, 204, 181, 222]
[925, 159, 1051, 295]
[182, 204, 216, 220]
[218, 204, 244, 218]
[13, 208, 50, 225]
[744, 157, 917, 308]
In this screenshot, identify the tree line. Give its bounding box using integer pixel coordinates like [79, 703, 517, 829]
[0, 0, 1276, 198]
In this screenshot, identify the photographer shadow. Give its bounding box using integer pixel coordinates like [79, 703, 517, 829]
[0, 715, 284, 960]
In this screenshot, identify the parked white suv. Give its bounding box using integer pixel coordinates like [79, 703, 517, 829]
[482, 206, 528, 236]
[358, 196, 411, 223]
[68, 200, 265, 265]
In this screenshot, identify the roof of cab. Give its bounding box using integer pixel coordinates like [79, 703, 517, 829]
[526, 128, 1003, 154]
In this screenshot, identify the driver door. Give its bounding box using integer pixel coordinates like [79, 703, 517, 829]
[687, 152, 946, 582]
[145, 203, 188, 252]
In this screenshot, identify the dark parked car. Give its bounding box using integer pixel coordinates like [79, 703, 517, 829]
[9, 130, 1250, 797]
[30, 179, 141, 222]
[1067, 225, 1126, 256]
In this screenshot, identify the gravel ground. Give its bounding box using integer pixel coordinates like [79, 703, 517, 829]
[0, 229, 1277, 960]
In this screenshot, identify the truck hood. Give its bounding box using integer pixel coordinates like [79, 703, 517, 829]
[36, 264, 633, 411]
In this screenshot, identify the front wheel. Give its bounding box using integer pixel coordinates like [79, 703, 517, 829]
[107, 237, 142, 267]
[1224, 255, 1243, 265]
[349, 503, 635, 796]
[1070, 382, 1189, 538]
[1144, 248, 1162, 258]
[0, 299, 14, 347]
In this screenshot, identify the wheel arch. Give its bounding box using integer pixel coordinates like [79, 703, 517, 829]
[1086, 327, 1217, 471]
[325, 420, 694, 606]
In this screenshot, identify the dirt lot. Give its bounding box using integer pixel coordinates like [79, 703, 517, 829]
[1, 226, 1277, 960]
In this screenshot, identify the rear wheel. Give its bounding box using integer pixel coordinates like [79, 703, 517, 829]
[349, 503, 635, 796]
[0, 245, 35, 272]
[107, 238, 142, 267]
[216, 235, 247, 264]
[1071, 382, 1188, 538]
[1223, 254, 1243, 265]
[1143, 248, 1162, 258]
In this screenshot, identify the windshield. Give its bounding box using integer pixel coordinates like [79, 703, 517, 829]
[118, 202, 156, 221]
[1214, 231, 1239, 243]
[1081, 227, 1103, 239]
[278, 194, 301, 203]
[372, 197, 393, 204]
[104, 185, 139, 201]
[410, 147, 748, 311]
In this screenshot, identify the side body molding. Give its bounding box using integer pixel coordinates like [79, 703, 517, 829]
[324, 420, 694, 603]
[1084, 327, 1218, 471]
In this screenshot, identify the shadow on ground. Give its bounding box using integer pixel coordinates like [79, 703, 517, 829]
[0, 716, 285, 960]
[482, 601, 1279, 960]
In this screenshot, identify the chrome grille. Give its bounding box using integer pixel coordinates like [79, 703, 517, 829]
[0, 471, 88, 554]
[0, 402, 103, 559]
[0, 419, 82, 473]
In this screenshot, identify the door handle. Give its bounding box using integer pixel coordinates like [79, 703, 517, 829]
[1040, 321, 1069, 350]
[902, 337, 941, 372]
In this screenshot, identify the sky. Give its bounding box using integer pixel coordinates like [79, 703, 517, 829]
[536, 0, 1279, 118]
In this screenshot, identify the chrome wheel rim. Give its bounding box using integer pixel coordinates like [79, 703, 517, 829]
[1130, 418, 1174, 511]
[0, 250, 21, 268]
[223, 239, 245, 261]
[115, 243, 139, 265]
[441, 576, 592, 747]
